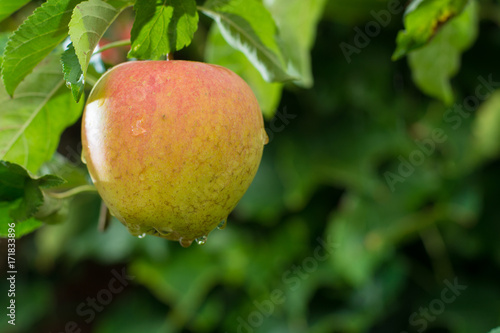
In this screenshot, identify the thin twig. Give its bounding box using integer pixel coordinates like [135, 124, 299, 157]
[45, 185, 97, 199]
[93, 39, 131, 55]
[98, 200, 111, 232]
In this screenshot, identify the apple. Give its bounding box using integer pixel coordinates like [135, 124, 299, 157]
[81, 60, 267, 247]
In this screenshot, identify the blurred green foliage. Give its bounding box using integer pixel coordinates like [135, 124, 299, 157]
[1, 0, 500, 333]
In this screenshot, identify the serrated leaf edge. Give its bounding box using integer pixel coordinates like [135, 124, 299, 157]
[1, 0, 78, 96]
[199, 6, 293, 82]
[68, 0, 122, 77]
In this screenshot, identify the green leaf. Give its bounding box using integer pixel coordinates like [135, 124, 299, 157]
[0, 32, 10, 68]
[407, 0, 478, 105]
[263, 0, 327, 88]
[0, 160, 65, 224]
[326, 193, 402, 286]
[392, 0, 469, 60]
[129, 0, 199, 59]
[488, 328, 500, 333]
[0, 203, 43, 238]
[61, 43, 84, 102]
[205, 24, 282, 118]
[0, 0, 31, 23]
[1, 0, 82, 96]
[69, 0, 132, 79]
[0, 52, 84, 174]
[199, 0, 294, 83]
[471, 90, 500, 161]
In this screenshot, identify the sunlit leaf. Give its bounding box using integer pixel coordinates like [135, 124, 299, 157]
[0, 52, 84, 173]
[392, 0, 469, 60]
[407, 1, 478, 105]
[69, 0, 132, 78]
[263, 0, 327, 88]
[471, 90, 500, 161]
[205, 24, 282, 118]
[199, 0, 294, 83]
[1, 0, 82, 96]
[0, 0, 31, 23]
[129, 0, 199, 59]
[0, 32, 9, 68]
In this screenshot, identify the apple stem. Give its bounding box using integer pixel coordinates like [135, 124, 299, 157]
[166, 53, 174, 60]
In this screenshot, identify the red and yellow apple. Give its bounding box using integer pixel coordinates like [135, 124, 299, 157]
[81, 60, 267, 247]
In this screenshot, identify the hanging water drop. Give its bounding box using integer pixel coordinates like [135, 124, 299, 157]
[217, 219, 227, 230]
[128, 223, 140, 231]
[179, 237, 193, 248]
[127, 224, 143, 236]
[261, 128, 269, 145]
[157, 227, 172, 236]
[138, 233, 146, 239]
[195, 235, 207, 245]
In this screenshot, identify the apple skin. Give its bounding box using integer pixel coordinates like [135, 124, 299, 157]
[82, 60, 267, 246]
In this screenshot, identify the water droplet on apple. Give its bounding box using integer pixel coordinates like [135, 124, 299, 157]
[157, 227, 172, 236]
[129, 224, 140, 230]
[262, 128, 269, 145]
[217, 219, 227, 230]
[132, 118, 147, 136]
[127, 224, 143, 236]
[97, 98, 105, 107]
[81, 151, 87, 164]
[195, 235, 207, 245]
[138, 233, 146, 239]
[179, 237, 193, 248]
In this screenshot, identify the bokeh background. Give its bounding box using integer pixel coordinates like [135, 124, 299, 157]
[1, 1, 500, 332]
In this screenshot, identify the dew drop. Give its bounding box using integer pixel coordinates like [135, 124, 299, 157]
[195, 235, 207, 245]
[157, 227, 172, 236]
[138, 233, 146, 239]
[81, 151, 87, 164]
[217, 219, 227, 230]
[127, 224, 143, 236]
[132, 118, 147, 136]
[65, 82, 72, 89]
[97, 98, 105, 107]
[129, 224, 140, 231]
[262, 128, 269, 145]
[179, 237, 193, 248]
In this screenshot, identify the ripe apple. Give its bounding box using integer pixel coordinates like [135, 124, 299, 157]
[81, 60, 267, 247]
